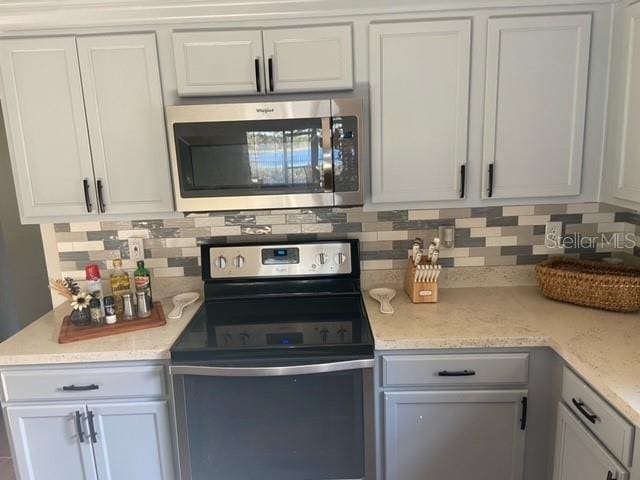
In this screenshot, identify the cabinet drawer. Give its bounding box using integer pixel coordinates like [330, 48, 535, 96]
[2, 365, 166, 402]
[561, 367, 634, 466]
[381, 353, 529, 387]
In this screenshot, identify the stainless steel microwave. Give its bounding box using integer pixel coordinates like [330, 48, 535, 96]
[166, 98, 364, 212]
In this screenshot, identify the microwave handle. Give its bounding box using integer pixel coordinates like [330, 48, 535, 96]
[170, 359, 373, 377]
[322, 117, 334, 192]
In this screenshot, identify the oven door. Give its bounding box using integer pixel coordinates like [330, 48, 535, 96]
[171, 359, 375, 480]
[167, 101, 334, 212]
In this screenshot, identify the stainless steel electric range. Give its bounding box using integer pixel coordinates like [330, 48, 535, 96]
[170, 239, 375, 480]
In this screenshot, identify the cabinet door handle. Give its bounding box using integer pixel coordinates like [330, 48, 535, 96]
[83, 179, 93, 213]
[62, 384, 99, 392]
[254, 57, 261, 93]
[572, 398, 598, 424]
[459, 164, 466, 198]
[96, 179, 106, 213]
[488, 164, 494, 198]
[74, 410, 85, 443]
[437, 369, 476, 377]
[268, 57, 274, 92]
[87, 410, 98, 443]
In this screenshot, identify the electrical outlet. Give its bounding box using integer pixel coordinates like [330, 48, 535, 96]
[545, 222, 563, 248]
[128, 237, 145, 262]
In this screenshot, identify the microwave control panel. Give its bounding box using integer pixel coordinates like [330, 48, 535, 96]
[207, 242, 352, 279]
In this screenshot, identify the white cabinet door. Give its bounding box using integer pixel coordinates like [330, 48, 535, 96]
[384, 390, 527, 480]
[370, 19, 471, 203]
[553, 403, 629, 480]
[6, 404, 97, 480]
[262, 25, 353, 93]
[77, 33, 174, 215]
[614, 3, 640, 203]
[172, 30, 264, 96]
[482, 14, 591, 199]
[0, 37, 96, 220]
[89, 401, 175, 480]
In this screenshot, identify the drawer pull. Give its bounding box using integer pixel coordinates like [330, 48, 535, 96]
[572, 398, 598, 424]
[437, 369, 476, 377]
[62, 384, 99, 392]
[74, 411, 85, 443]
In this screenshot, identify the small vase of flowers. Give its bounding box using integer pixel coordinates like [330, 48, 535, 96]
[49, 277, 92, 327]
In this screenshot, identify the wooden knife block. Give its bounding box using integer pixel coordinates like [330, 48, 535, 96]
[405, 259, 439, 303]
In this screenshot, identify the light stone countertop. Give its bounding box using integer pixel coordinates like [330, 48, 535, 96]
[0, 297, 202, 366]
[1, 281, 640, 428]
[365, 286, 640, 427]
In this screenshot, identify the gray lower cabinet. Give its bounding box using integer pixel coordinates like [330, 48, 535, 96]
[384, 390, 527, 480]
[90, 401, 174, 480]
[6, 403, 98, 480]
[7, 400, 174, 480]
[553, 403, 629, 480]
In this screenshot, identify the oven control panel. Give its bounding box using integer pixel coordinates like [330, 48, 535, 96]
[207, 242, 352, 279]
[214, 321, 353, 348]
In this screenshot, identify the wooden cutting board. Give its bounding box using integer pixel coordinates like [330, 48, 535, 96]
[58, 302, 166, 344]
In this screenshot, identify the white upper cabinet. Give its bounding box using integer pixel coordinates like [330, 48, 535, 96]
[0, 37, 97, 220]
[172, 30, 264, 96]
[370, 19, 471, 203]
[482, 14, 592, 199]
[262, 25, 353, 93]
[172, 25, 353, 96]
[77, 33, 173, 215]
[613, 3, 640, 203]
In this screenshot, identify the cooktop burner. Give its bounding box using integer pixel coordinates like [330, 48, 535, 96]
[171, 239, 374, 365]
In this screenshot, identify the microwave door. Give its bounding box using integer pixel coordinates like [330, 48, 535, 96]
[171, 116, 335, 212]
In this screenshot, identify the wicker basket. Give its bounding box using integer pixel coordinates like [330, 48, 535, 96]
[535, 257, 640, 312]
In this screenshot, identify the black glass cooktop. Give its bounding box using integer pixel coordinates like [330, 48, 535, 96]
[171, 293, 374, 364]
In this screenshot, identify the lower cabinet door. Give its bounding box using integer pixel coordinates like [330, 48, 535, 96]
[553, 403, 629, 480]
[6, 403, 98, 480]
[384, 390, 527, 480]
[88, 400, 175, 480]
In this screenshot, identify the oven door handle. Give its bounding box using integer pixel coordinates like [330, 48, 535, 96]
[321, 117, 334, 193]
[170, 359, 374, 377]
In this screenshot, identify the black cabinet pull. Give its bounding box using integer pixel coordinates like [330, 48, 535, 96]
[460, 164, 466, 198]
[74, 411, 85, 443]
[607, 471, 616, 480]
[437, 369, 476, 377]
[268, 57, 274, 92]
[96, 179, 106, 213]
[82, 179, 93, 213]
[520, 397, 528, 430]
[87, 410, 98, 443]
[254, 57, 261, 93]
[488, 164, 494, 197]
[62, 384, 99, 392]
[572, 398, 598, 424]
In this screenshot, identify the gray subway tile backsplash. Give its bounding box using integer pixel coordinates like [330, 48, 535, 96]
[52, 203, 640, 279]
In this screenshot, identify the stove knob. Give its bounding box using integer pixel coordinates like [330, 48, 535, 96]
[239, 333, 250, 346]
[319, 328, 329, 344]
[233, 255, 245, 269]
[335, 252, 348, 265]
[315, 253, 328, 265]
[215, 255, 227, 269]
[222, 333, 233, 346]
